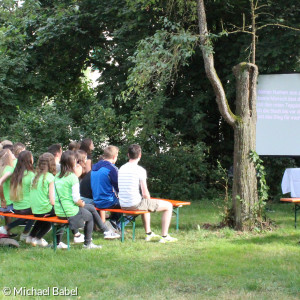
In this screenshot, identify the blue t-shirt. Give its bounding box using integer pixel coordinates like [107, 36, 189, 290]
[91, 160, 119, 208]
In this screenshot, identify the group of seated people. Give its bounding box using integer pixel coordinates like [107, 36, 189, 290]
[0, 139, 177, 250]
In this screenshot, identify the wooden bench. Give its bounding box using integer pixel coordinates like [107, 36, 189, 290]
[0, 212, 69, 251]
[280, 198, 300, 228]
[96, 198, 191, 242]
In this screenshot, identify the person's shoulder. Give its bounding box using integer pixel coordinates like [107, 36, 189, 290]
[45, 172, 55, 182]
[4, 165, 14, 173]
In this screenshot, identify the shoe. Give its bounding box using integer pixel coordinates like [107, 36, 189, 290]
[34, 238, 48, 247]
[159, 234, 178, 243]
[20, 232, 29, 241]
[145, 232, 160, 242]
[26, 236, 33, 244]
[74, 233, 84, 243]
[83, 242, 102, 249]
[57, 242, 68, 249]
[0, 226, 8, 235]
[104, 231, 120, 239]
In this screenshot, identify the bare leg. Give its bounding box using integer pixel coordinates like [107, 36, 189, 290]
[100, 211, 106, 223]
[155, 200, 173, 236]
[142, 213, 151, 233]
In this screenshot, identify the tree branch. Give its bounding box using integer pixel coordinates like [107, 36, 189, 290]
[197, 0, 236, 127]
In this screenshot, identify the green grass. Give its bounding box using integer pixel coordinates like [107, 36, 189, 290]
[1, 200, 300, 299]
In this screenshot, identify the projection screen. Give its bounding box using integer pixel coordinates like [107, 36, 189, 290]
[256, 74, 300, 156]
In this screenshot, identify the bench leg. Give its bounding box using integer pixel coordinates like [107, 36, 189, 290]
[66, 226, 70, 250]
[52, 224, 57, 251]
[173, 207, 179, 231]
[295, 204, 300, 229]
[121, 215, 125, 242]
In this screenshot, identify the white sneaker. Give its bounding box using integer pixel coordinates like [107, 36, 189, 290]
[25, 236, 33, 244]
[159, 234, 178, 243]
[145, 232, 160, 242]
[34, 238, 48, 247]
[74, 233, 85, 243]
[83, 242, 102, 249]
[0, 226, 8, 235]
[104, 231, 121, 239]
[20, 232, 29, 241]
[57, 242, 68, 249]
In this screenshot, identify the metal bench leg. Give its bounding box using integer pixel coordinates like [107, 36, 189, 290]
[172, 207, 180, 231]
[295, 204, 300, 229]
[132, 218, 136, 241]
[121, 215, 125, 242]
[52, 224, 57, 251]
[66, 226, 70, 250]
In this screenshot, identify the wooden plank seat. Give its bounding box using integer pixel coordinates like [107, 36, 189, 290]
[280, 198, 300, 228]
[0, 211, 69, 251]
[96, 199, 191, 242]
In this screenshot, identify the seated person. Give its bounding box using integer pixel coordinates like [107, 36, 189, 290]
[91, 146, 121, 228]
[118, 144, 177, 243]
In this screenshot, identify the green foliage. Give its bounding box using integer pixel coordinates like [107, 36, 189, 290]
[7, 101, 81, 158]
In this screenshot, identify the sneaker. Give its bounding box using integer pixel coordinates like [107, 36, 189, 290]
[25, 236, 33, 244]
[145, 232, 160, 242]
[0, 226, 8, 235]
[104, 231, 121, 240]
[83, 242, 102, 249]
[57, 242, 68, 249]
[74, 233, 85, 243]
[20, 232, 29, 241]
[159, 234, 178, 243]
[34, 238, 48, 247]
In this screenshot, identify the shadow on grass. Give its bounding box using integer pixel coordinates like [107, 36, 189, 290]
[231, 232, 300, 246]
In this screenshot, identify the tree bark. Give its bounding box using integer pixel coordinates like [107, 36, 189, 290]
[197, 0, 259, 230]
[232, 63, 258, 230]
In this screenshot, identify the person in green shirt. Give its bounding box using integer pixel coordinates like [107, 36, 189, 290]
[0, 151, 35, 241]
[27, 152, 66, 248]
[55, 150, 102, 249]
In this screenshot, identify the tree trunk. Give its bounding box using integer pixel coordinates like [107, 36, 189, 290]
[232, 63, 259, 230]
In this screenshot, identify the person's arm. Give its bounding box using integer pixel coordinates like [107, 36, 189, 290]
[0, 171, 12, 186]
[49, 181, 55, 206]
[140, 179, 151, 200]
[72, 182, 85, 207]
[109, 167, 119, 193]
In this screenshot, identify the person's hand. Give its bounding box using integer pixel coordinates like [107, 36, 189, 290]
[1, 199, 7, 208]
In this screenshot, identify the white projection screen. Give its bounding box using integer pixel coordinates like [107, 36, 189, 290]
[256, 74, 300, 156]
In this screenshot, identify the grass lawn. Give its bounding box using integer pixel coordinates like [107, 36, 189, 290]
[0, 200, 300, 299]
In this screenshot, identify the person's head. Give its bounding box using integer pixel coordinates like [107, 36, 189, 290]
[75, 150, 87, 168]
[80, 138, 94, 155]
[48, 144, 62, 159]
[103, 146, 119, 164]
[12, 142, 26, 158]
[10, 150, 34, 201]
[0, 149, 14, 176]
[3, 144, 13, 151]
[1, 140, 13, 147]
[68, 141, 81, 151]
[32, 152, 56, 189]
[59, 150, 76, 178]
[128, 144, 142, 160]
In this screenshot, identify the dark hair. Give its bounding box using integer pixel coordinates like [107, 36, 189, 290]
[68, 141, 81, 151]
[80, 138, 93, 155]
[32, 153, 56, 189]
[59, 150, 76, 178]
[13, 142, 26, 158]
[48, 144, 62, 156]
[10, 150, 34, 201]
[3, 144, 13, 151]
[128, 144, 141, 159]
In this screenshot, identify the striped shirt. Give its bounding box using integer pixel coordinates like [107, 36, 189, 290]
[118, 162, 147, 207]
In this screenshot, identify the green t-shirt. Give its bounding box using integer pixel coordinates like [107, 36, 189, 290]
[54, 173, 79, 217]
[2, 165, 14, 206]
[12, 171, 35, 210]
[30, 172, 54, 214]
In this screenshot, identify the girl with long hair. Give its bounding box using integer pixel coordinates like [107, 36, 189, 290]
[0, 150, 35, 240]
[28, 153, 66, 248]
